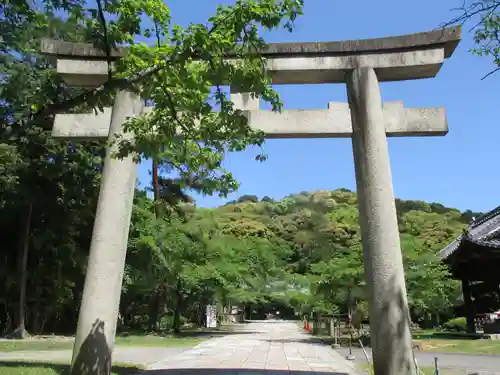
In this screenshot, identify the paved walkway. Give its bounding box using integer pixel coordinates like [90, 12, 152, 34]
[144, 320, 362, 374]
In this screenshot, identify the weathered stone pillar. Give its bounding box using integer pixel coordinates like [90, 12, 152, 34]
[331, 318, 340, 349]
[346, 67, 416, 375]
[70, 90, 143, 375]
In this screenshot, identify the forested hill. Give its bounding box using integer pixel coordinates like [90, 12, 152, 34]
[213, 189, 474, 273]
[0, 187, 476, 337]
[193, 189, 473, 323]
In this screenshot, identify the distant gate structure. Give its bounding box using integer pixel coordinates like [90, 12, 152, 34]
[41, 25, 461, 375]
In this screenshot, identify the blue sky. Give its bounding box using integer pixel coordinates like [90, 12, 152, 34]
[136, 0, 500, 213]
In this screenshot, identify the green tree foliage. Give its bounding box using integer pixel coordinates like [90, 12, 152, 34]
[1, 0, 304, 340]
[449, 0, 500, 78]
[119, 194, 293, 332]
[1, 2, 105, 338]
[1, 171, 470, 335]
[16, 0, 304, 201]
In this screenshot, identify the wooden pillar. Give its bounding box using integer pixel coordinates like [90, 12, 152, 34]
[461, 278, 476, 334]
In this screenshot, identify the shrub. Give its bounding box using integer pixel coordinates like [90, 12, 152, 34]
[443, 317, 467, 332]
[358, 332, 371, 347]
[409, 321, 421, 330]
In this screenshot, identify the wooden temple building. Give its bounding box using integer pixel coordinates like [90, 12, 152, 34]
[439, 205, 500, 334]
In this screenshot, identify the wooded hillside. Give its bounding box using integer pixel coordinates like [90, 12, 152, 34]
[209, 190, 475, 324]
[0, 181, 479, 336]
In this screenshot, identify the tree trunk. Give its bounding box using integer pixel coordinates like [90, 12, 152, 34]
[11, 201, 32, 339]
[172, 280, 182, 334]
[152, 159, 161, 218]
[347, 287, 353, 328]
[32, 291, 41, 334]
[148, 291, 160, 332]
[197, 303, 205, 327]
[1, 301, 13, 336]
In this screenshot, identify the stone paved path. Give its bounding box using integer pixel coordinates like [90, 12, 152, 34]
[144, 320, 362, 374]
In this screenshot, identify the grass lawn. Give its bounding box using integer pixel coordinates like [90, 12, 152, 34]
[116, 334, 204, 348]
[0, 325, 240, 353]
[359, 364, 433, 373]
[310, 328, 500, 355]
[0, 334, 204, 352]
[414, 338, 500, 355]
[0, 340, 73, 352]
[0, 361, 143, 375]
[411, 328, 500, 354]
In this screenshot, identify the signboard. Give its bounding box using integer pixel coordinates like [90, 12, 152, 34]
[206, 304, 217, 328]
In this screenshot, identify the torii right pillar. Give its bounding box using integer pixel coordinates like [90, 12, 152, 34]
[347, 66, 415, 374]
[339, 34, 461, 374]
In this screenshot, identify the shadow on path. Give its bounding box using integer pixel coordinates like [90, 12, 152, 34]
[168, 331, 257, 338]
[140, 369, 352, 374]
[118, 327, 258, 340]
[70, 319, 113, 375]
[259, 337, 327, 345]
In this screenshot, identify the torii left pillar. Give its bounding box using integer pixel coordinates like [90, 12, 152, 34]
[50, 86, 143, 372]
[72, 90, 143, 374]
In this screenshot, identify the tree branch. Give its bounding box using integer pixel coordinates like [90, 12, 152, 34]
[443, 0, 500, 30]
[95, 0, 113, 80]
[442, 1, 500, 79]
[481, 65, 500, 79]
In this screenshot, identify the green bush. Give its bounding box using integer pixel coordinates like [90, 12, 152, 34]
[443, 317, 467, 332]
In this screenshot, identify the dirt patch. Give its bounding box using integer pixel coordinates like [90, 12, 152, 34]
[418, 341, 457, 351]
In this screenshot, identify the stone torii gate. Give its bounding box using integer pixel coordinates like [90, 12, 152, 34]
[41, 26, 460, 375]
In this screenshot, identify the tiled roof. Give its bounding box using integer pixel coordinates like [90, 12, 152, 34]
[438, 205, 500, 260]
[438, 235, 463, 260]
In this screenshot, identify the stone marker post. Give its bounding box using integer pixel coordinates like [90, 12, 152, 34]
[332, 318, 340, 349]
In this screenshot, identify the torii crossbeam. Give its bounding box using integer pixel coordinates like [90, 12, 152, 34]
[51, 100, 447, 140]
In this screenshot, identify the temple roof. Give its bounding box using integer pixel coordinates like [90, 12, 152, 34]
[439, 205, 500, 261]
